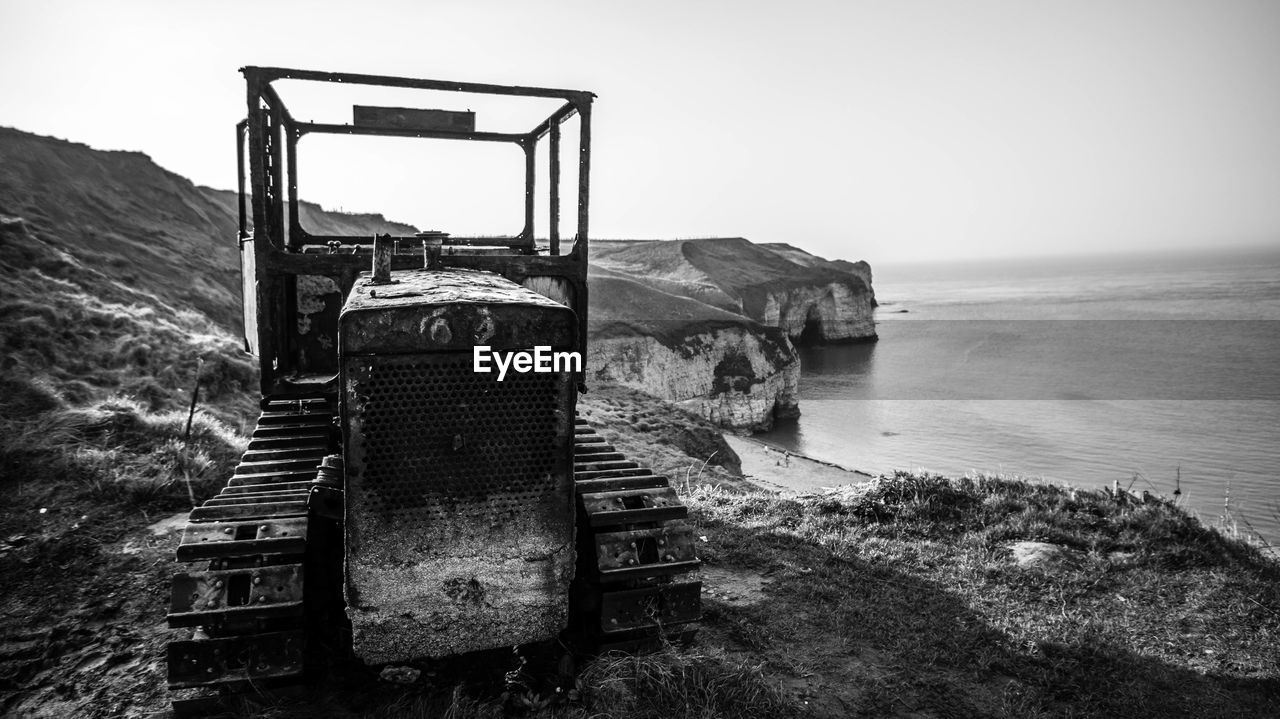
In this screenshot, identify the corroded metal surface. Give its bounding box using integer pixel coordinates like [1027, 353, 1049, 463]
[294, 274, 343, 374]
[353, 105, 476, 132]
[167, 631, 305, 689]
[599, 583, 702, 634]
[340, 271, 578, 662]
[341, 269, 575, 355]
[169, 564, 305, 627]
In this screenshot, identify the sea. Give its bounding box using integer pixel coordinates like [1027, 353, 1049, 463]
[755, 246, 1280, 546]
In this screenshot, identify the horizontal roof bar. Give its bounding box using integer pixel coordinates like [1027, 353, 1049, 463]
[243, 66, 595, 103]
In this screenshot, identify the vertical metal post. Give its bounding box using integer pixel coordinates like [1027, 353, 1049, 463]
[235, 120, 248, 240]
[549, 123, 561, 256]
[287, 126, 300, 249]
[372, 234, 394, 283]
[245, 74, 276, 394]
[522, 137, 536, 249]
[246, 79, 267, 247]
[576, 101, 591, 255]
[575, 100, 591, 379]
[271, 109, 286, 250]
[422, 236, 442, 270]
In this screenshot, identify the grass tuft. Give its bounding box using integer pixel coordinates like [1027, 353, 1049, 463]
[578, 645, 798, 718]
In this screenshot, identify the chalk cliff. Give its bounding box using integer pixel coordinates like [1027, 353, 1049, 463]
[587, 267, 800, 433]
[760, 242, 877, 309]
[593, 238, 877, 344]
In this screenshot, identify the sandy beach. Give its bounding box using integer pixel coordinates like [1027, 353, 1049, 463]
[725, 434, 875, 494]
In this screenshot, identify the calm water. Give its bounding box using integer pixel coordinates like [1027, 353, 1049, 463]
[757, 247, 1280, 545]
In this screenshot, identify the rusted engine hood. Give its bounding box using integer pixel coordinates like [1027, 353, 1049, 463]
[338, 268, 578, 663]
[340, 268, 575, 355]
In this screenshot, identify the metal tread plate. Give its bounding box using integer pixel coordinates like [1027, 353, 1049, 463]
[594, 525, 700, 582]
[234, 458, 323, 475]
[176, 517, 309, 561]
[189, 500, 309, 522]
[169, 564, 304, 627]
[167, 630, 305, 689]
[598, 581, 702, 635]
[574, 474, 669, 495]
[202, 490, 312, 506]
[241, 445, 330, 461]
[228, 470, 319, 487]
[221, 481, 314, 495]
[580, 486, 687, 527]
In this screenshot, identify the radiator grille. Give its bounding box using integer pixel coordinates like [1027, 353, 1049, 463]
[348, 354, 567, 529]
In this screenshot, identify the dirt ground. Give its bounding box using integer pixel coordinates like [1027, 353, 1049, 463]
[0, 493, 187, 718]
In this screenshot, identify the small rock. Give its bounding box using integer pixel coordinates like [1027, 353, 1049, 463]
[147, 512, 191, 537]
[380, 665, 421, 684]
[1009, 541, 1083, 571]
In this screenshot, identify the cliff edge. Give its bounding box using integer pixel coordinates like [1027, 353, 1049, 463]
[592, 237, 877, 344]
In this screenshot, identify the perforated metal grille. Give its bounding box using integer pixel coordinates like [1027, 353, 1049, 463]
[347, 354, 568, 527]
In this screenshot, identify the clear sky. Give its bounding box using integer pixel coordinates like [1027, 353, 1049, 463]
[2, 0, 1278, 263]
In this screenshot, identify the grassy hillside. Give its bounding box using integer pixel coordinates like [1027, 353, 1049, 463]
[0, 214, 257, 425]
[0, 127, 419, 330]
[0, 127, 243, 328]
[200, 187, 418, 239]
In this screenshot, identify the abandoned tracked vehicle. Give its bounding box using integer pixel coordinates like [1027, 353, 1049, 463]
[165, 67, 702, 709]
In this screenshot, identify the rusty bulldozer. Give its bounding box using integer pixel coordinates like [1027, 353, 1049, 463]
[165, 67, 701, 711]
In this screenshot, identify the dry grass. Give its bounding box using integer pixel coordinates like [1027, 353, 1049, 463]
[1, 214, 258, 427]
[240, 643, 794, 719]
[1, 392, 245, 506]
[577, 645, 796, 718]
[686, 473, 1280, 717]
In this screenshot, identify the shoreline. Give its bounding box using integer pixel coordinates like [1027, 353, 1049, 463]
[725, 434, 876, 495]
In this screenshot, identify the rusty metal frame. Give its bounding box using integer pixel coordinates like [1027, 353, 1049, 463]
[238, 66, 593, 395]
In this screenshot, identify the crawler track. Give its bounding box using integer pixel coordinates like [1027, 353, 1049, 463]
[570, 419, 702, 650]
[165, 404, 701, 709]
[166, 395, 342, 711]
